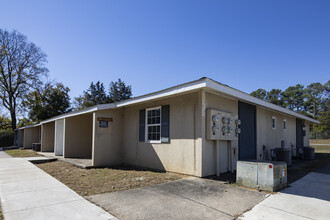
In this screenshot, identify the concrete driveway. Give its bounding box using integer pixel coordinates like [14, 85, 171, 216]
[88, 177, 266, 220]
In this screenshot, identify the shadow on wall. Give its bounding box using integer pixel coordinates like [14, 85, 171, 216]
[124, 142, 166, 172]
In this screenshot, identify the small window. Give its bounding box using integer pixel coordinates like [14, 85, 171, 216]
[283, 119, 287, 130]
[146, 107, 161, 142]
[272, 116, 277, 130]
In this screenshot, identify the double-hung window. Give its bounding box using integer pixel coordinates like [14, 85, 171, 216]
[139, 105, 170, 143]
[146, 107, 161, 142]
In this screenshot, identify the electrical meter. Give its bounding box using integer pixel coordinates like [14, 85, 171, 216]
[206, 109, 239, 141]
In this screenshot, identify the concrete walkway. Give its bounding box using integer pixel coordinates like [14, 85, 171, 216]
[88, 177, 266, 220]
[0, 150, 116, 220]
[239, 172, 330, 220]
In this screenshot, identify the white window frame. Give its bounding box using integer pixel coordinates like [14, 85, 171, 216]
[272, 116, 277, 130]
[283, 119, 287, 131]
[145, 106, 161, 143]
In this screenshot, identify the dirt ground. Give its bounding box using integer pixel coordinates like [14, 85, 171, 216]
[4, 149, 41, 158]
[36, 161, 184, 196]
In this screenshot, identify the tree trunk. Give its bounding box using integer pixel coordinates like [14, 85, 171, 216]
[10, 111, 17, 131]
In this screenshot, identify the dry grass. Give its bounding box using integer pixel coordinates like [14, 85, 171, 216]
[36, 161, 184, 196]
[312, 145, 330, 153]
[4, 149, 41, 158]
[310, 139, 330, 145]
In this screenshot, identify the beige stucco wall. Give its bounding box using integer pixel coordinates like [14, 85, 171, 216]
[256, 107, 296, 158]
[16, 130, 24, 147]
[93, 109, 123, 167]
[121, 92, 202, 176]
[54, 119, 65, 156]
[64, 114, 93, 158]
[203, 92, 239, 177]
[41, 122, 55, 152]
[23, 126, 41, 148]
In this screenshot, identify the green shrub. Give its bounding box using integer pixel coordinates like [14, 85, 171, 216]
[0, 130, 14, 147]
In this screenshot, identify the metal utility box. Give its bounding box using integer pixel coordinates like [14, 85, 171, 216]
[236, 160, 287, 192]
[206, 109, 240, 141]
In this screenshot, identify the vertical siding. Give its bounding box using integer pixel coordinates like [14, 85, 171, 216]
[256, 107, 296, 159]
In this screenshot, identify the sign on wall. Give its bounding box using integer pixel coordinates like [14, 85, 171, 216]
[99, 120, 108, 128]
[97, 117, 113, 128]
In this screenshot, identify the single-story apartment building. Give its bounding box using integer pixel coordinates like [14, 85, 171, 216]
[16, 77, 318, 177]
[14, 124, 41, 149]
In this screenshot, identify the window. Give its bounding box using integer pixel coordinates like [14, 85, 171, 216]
[146, 107, 161, 142]
[139, 105, 170, 143]
[283, 119, 287, 130]
[272, 116, 277, 130]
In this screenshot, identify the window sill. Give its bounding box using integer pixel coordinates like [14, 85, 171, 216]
[146, 140, 162, 144]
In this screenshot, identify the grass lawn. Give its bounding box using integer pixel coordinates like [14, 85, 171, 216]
[36, 161, 184, 196]
[4, 149, 41, 158]
[310, 139, 330, 145]
[310, 139, 330, 154]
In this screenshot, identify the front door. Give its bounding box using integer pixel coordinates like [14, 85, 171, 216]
[238, 101, 257, 160]
[296, 119, 304, 156]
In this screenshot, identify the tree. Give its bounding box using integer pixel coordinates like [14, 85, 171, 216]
[282, 84, 305, 111]
[0, 29, 48, 130]
[16, 118, 33, 128]
[0, 115, 11, 130]
[266, 89, 284, 106]
[303, 82, 325, 118]
[250, 89, 267, 100]
[24, 82, 71, 121]
[73, 81, 108, 110]
[108, 78, 132, 103]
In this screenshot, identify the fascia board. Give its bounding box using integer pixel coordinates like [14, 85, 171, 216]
[116, 80, 207, 107]
[205, 79, 319, 124]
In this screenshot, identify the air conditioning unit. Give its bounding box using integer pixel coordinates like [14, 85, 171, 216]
[237, 160, 287, 192]
[276, 148, 292, 166]
[302, 147, 315, 160]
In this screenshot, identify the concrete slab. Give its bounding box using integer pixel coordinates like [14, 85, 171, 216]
[37, 152, 93, 168]
[240, 203, 311, 220]
[4, 199, 115, 220]
[0, 178, 63, 195]
[0, 156, 116, 220]
[23, 157, 57, 163]
[240, 172, 330, 220]
[88, 177, 266, 220]
[0, 148, 12, 158]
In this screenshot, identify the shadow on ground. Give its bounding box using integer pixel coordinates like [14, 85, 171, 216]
[287, 153, 330, 184]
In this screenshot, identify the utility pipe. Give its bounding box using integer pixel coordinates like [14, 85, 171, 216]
[216, 140, 220, 176]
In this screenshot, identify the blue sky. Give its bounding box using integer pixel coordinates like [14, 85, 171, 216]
[1, 0, 329, 100]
